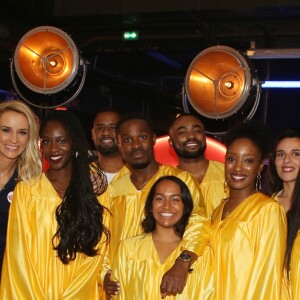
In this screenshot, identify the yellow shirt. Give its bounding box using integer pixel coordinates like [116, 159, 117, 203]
[210, 192, 287, 300]
[112, 233, 214, 300]
[100, 165, 210, 265]
[200, 160, 227, 218]
[283, 231, 300, 300]
[0, 173, 109, 300]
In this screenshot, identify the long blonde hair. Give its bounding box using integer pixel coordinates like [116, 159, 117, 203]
[0, 100, 42, 182]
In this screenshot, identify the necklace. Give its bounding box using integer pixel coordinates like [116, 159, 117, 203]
[45, 172, 66, 197]
[223, 191, 257, 218]
[223, 198, 241, 218]
[130, 164, 160, 191]
[130, 175, 153, 191]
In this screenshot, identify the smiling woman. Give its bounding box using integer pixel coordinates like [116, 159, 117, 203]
[209, 121, 287, 299]
[111, 175, 214, 299]
[268, 127, 300, 212]
[0, 100, 41, 276]
[0, 110, 110, 299]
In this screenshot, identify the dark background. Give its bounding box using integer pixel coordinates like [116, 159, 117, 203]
[1, 1, 300, 138]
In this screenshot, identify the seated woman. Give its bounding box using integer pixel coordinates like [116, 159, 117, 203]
[111, 175, 214, 299]
[210, 121, 287, 299]
[282, 171, 300, 299]
[0, 110, 110, 299]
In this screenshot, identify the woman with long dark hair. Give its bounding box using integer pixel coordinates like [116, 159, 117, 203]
[269, 127, 300, 212]
[282, 171, 300, 299]
[1, 110, 109, 299]
[111, 175, 214, 299]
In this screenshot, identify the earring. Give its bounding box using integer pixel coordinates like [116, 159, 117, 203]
[73, 150, 79, 158]
[256, 173, 262, 192]
[224, 180, 228, 194]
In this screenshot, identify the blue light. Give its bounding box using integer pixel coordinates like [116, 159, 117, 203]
[262, 81, 300, 88]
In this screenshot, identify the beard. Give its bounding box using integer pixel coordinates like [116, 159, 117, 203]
[96, 144, 119, 155]
[173, 141, 206, 159]
[130, 160, 151, 169]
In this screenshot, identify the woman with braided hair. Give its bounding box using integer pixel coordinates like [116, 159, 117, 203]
[1, 110, 110, 299]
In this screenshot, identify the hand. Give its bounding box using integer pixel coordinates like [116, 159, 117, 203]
[104, 270, 120, 299]
[160, 260, 189, 298]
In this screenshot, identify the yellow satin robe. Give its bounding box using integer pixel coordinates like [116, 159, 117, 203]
[0, 173, 109, 300]
[199, 160, 227, 218]
[110, 164, 129, 183]
[111, 234, 214, 300]
[282, 231, 300, 300]
[210, 192, 287, 300]
[100, 165, 210, 263]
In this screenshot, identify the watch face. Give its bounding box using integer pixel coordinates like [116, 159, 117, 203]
[179, 253, 192, 261]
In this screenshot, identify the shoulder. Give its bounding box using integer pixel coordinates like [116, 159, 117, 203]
[111, 165, 129, 183]
[207, 160, 225, 173]
[250, 192, 286, 218]
[117, 234, 150, 253]
[15, 174, 44, 191]
[107, 172, 131, 191]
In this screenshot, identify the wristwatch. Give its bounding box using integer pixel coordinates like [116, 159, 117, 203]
[176, 252, 192, 263]
[176, 252, 193, 272]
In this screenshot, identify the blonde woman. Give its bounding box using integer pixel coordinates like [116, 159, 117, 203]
[0, 100, 41, 274]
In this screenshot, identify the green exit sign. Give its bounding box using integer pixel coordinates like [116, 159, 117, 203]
[123, 31, 139, 40]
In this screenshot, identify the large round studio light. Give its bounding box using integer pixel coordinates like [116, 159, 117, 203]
[184, 45, 261, 135]
[11, 26, 87, 109]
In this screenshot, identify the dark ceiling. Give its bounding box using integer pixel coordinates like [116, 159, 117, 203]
[1, 0, 300, 135]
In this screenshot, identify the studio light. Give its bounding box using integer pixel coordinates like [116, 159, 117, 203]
[184, 45, 261, 135]
[11, 26, 87, 109]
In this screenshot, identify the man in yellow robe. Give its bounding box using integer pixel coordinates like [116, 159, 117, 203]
[0, 174, 110, 300]
[100, 114, 210, 298]
[92, 110, 127, 183]
[168, 114, 227, 217]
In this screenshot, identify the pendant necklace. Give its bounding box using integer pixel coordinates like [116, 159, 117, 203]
[130, 164, 160, 191]
[45, 172, 66, 198]
[130, 175, 153, 191]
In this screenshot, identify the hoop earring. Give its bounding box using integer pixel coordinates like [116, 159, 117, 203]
[224, 180, 228, 194]
[256, 173, 262, 192]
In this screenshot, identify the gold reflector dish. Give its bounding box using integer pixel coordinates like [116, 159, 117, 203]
[14, 26, 79, 94]
[185, 45, 253, 119]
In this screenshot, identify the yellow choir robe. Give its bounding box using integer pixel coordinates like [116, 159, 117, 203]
[99, 165, 210, 282]
[210, 192, 287, 300]
[199, 160, 227, 218]
[110, 164, 129, 183]
[282, 231, 300, 300]
[0, 173, 109, 300]
[111, 233, 214, 300]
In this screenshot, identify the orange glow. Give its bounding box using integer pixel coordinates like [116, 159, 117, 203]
[154, 135, 226, 166]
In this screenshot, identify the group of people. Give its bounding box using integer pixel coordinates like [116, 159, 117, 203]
[0, 99, 299, 299]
